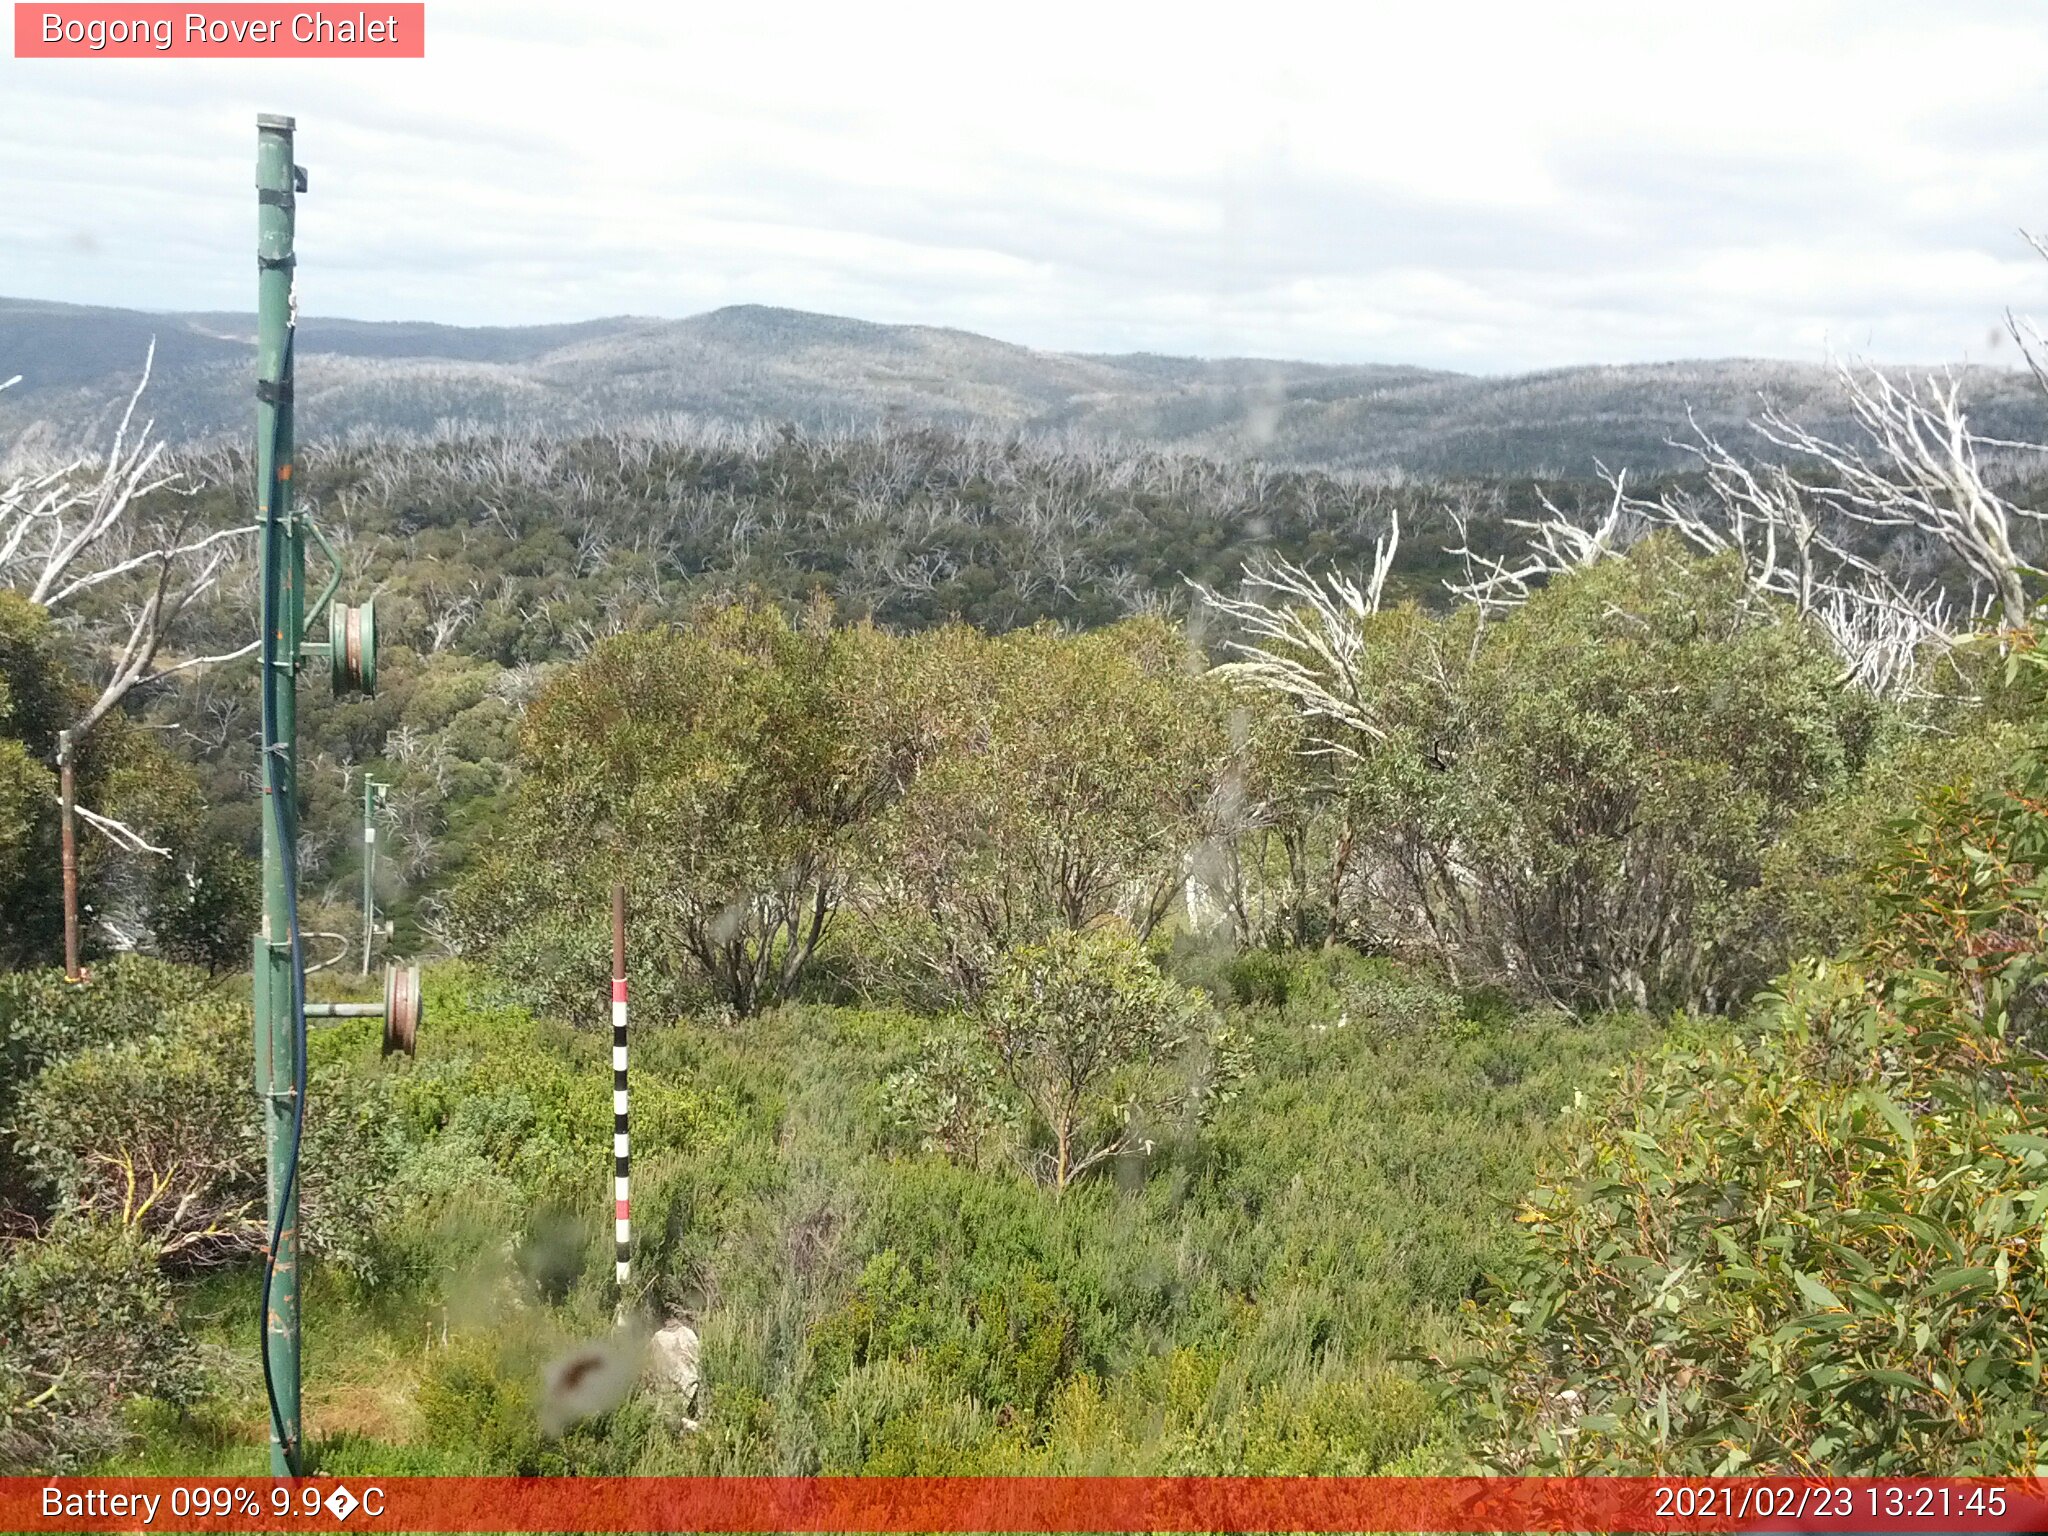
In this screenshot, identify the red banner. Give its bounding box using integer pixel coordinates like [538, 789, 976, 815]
[13, 4, 424, 57]
[8, 1477, 2048, 1532]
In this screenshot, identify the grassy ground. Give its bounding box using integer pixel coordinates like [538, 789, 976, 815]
[109, 952, 1654, 1475]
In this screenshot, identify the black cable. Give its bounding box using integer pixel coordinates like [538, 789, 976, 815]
[257, 325, 306, 1478]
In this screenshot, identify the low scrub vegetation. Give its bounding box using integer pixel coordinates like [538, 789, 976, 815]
[8, 325, 2048, 1473]
[3, 947, 1651, 1474]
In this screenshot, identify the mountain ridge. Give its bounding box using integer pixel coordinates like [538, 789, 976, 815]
[4, 294, 2043, 477]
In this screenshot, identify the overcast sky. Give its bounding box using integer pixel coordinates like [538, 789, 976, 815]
[7, 1, 2048, 373]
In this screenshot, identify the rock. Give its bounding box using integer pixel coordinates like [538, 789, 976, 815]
[648, 1321, 701, 1419]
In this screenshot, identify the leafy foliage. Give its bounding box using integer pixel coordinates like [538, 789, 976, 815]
[453, 602, 899, 1018]
[1426, 540, 1881, 1008]
[0, 957, 220, 1213]
[1219, 539, 1891, 1009]
[1437, 670, 2048, 1472]
[0, 593, 250, 969]
[13, 998, 260, 1264]
[50, 949, 1644, 1477]
[0, 1221, 197, 1472]
[114, 424, 1606, 966]
[977, 926, 1212, 1192]
[14, 394, 2045, 1477]
[881, 1022, 1010, 1170]
[858, 618, 1230, 1001]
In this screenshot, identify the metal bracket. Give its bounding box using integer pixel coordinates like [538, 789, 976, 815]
[302, 964, 422, 1057]
[301, 514, 343, 639]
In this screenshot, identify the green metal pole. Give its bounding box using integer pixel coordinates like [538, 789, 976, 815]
[361, 776, 380, 975]
[254, 111, 303, 1478]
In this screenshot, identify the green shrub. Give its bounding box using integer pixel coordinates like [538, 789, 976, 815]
[1240, 540, 1887, 1011]
[806, 1247, 1079, 1437]
[299, 1067, 414, 1286]
[13, 984, 408, 1281]
[1181, 1371, 1435, 1474]
[1277, 951, 1462, 1042]
[818, 1359, 1000, 1473]
[1222, 948, 1293, 1009]
[148, 839, 260, 977]
[857, 619, 1229, 1003]
[880, 1023, 1010, 1168]
[414, 1334, 564, 1474]
[1437, 708, 2048, 1473]
[980, 926, 1212, 1192]
[13, 998, 260, 1264]
[453, 601, 903, 1018]
[295, 970, 749, 1290]
[0, 1222, 197, 1472]
[0, 958, 219, 1208]
[1735, 721, 2028, 999]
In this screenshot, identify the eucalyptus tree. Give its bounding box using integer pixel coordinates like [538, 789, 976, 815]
[453, 598, 903, 1018]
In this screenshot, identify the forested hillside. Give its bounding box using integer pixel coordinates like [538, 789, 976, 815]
[7, 329, 2048, 1476]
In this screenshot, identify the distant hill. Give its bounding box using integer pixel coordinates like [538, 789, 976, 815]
[4, 295, 2044, 477]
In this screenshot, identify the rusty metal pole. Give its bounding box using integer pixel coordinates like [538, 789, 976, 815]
[57, 729, 79, 981]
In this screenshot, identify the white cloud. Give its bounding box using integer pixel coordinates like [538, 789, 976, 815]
[4, 0, 2048, 371]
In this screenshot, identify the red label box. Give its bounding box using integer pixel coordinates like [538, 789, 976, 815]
[8, 1476, 2048, 1533]
[14, 3, 425, 57]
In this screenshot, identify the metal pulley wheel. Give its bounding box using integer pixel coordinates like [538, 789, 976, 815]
[382, 963, 422, 1056]
[330, 598, 377, 695]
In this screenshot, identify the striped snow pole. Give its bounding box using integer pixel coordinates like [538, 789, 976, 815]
[612, 883, 630, 1288]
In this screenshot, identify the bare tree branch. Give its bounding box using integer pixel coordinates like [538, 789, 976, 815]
[66, 800, 172, 858]
[2, 347, 256, 738]
[1190, 511, 1401, 758]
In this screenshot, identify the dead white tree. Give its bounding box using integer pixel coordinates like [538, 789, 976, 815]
[1189, 510, 1401, 758]
[1629, 412, 1989, 701]
[1751, 371, 2044, 628]
[1813, 582, 1965, 701]
[423, 579, 481, 653]
[4, 350, 259, 729]
[1, 348, 256, 968]
[1438, 374, 2031, 706]
[72, 802, 171, 857]
[1625, 230, 2048, 677]
[1444, 472, 1631, 616]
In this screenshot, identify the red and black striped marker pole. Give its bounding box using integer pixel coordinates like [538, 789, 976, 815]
[612, 883, 629, 1292]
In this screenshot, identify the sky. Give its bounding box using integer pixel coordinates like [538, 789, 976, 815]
[7, 0, 2048, 373]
